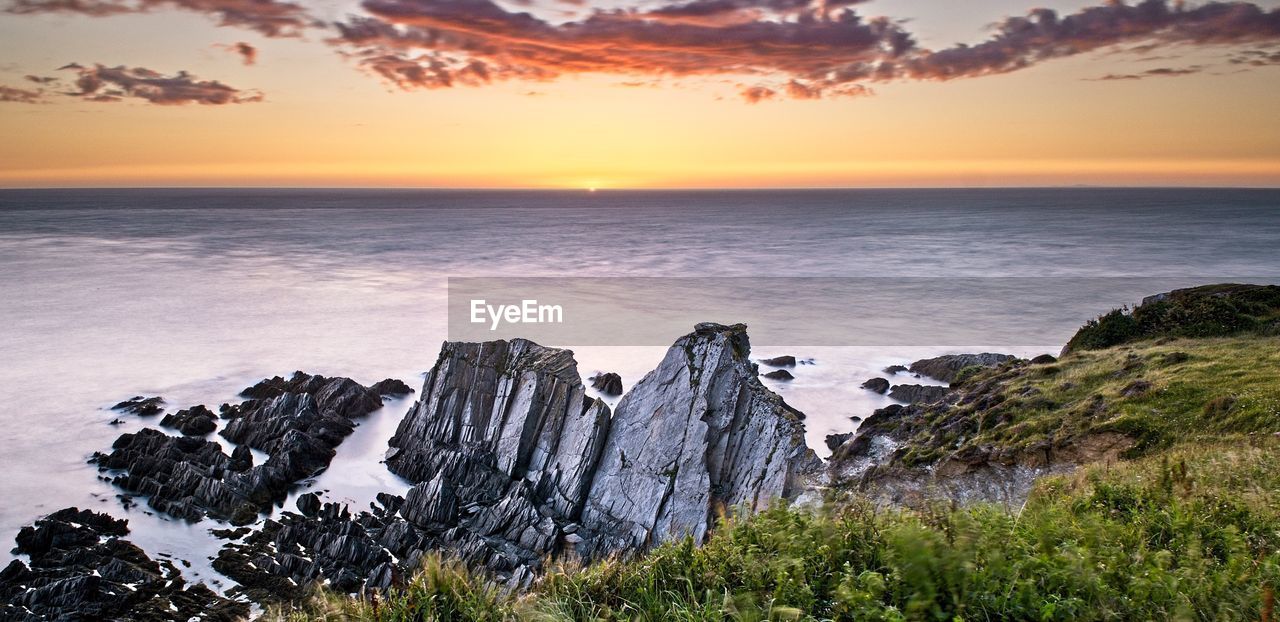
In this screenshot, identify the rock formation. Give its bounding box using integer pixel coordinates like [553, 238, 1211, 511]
[887, 384, 948, 405]
[0, 508, 246, 621]
[860, 377, 890, 394]
[589, 372, 624, 396]
[110, 395, 164, 417]
[160, 404, 217, 436]
[94, 372, 397, 524]
[579, 323, 820, 560]
[907, 353, 1016, 383]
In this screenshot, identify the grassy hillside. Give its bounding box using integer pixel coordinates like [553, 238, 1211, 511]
[272, 331, 1280, 621]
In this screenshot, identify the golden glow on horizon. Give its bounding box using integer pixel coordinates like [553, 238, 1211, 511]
[1, 12, 1278, 188]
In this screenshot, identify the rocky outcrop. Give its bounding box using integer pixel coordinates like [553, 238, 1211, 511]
[94, 372, 391, 524]
[213, 496, 425, 603]
[579, 323, 820, 560]
[111, 396, 164, 417]
[860, 377, 890, 394]
[590, 372, 624, 396]
[759, 355, 796, 367]
[0, 507, 246, 621]
[381, 324, 819, 583]
[371, 378, 415, 397]
[384, 338, 612, 584]
[160, 404, 217, 436]
[887, 384, 948, 405]
[907, 353, 1016, 383]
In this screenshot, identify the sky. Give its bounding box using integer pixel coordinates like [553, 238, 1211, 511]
[0, 0, 1278, 188]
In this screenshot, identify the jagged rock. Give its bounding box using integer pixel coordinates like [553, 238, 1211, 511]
[107, 418, 124, 425]
[111, 396, 164, 417]
[908, 353, 1017, 383]
[0, 507, 246, 621]
[888, 384, 948, 405]
[826, 432, 854, 452]
[883, 365, 908, 375]
[760, 355, 797, 367]
[763, 369, 794, 381]
[95, 372, 386, 524]
[860, 377, 890, 394]
[1030, 354, 1057, 365]
[385, 338, 611, 581]
[580, 323, 820, 560]
[590, 372, 624, 396]
[214, 498, 424, 603]
[159, 404, 217, 436]
[371, 378, 415, 397]
[296, 492, 322, 517]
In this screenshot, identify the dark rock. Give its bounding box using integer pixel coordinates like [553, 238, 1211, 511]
[907, 353, 1017, 383]
[1160, 351, 1190, 365]
[888, 384, 949, 405]
[825, 432, 854, 452]
[0, 507, 246, 621]
[589, 372, 624, 396]
[850, 415, 862, 423]
[760, 355, 797, 367]
[95, 371, 386, 524]
[107, 418, 125, 425]
[371, 378, 415, 397]
[1029, 354, 1058, 365]
[860, 377, 890, 394]
[296, 492, 322, 517]
[763, 369, 794, 381]
[159, 404, 217, 436]
[882, 365, 908, 375]
[110, 396, 164, 417]
[213, 498, 423, 603]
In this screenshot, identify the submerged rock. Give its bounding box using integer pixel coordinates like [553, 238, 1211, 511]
[763, 369, 794, 381]
[580, 323, 820, 560]
[590, 372, 624, 396]
[882, 365, 908, 375]
[860, 377, 890, 394]
[110, 396, 164, 417]
[908, 353, 1017, 383]
[0, 507, 246, 621]
[159, 404, 217, 436]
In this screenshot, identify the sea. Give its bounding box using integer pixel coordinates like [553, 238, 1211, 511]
[1, 187, 1278, 592]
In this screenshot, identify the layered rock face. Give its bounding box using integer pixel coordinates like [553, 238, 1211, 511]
[384, 339, 611, 583]
[580, 323, 820, 559]
[382, 324, 819, 583]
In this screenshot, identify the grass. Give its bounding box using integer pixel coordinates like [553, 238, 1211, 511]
[271, 334, 1280, 622]
[272, 436, 1280, 622]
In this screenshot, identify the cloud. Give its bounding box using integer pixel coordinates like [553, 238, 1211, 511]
[217, 41, 258, 65]
[327, 0, 1280, 100]
[332, 0, 915, 98]
[1228, 47, 1280, 65]
[0, 84, 46, 103]
[1092, 65, 1205, 80]
[896, 1, 1280, 81]
[4, 0, 317, 37]
[58, 63, 264, 104]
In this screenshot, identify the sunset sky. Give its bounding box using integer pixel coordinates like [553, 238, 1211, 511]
[1, 0, 1278, 188]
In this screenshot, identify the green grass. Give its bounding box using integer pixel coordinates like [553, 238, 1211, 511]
[272, 334, 1280, 622]
[273, 436, 1280, 622]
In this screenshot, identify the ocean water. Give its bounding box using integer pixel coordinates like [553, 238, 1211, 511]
[1, 188, 1278, 590]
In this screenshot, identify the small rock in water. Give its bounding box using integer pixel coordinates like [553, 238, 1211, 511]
[883, 365, 908, 375]
[760, 355, 797, 367]
[107, 418, 125, 425]
[159, 404, 217, 436]
[825, 432, 854, 452]
[590, 372, 624, 395]
[371, 378, 415, 396]
[763, 369, 794, 381]
[111, 396, 164, 416]
[860, 377, 890, 394]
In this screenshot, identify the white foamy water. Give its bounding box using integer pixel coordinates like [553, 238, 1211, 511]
[1, 188, 1277, 591]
